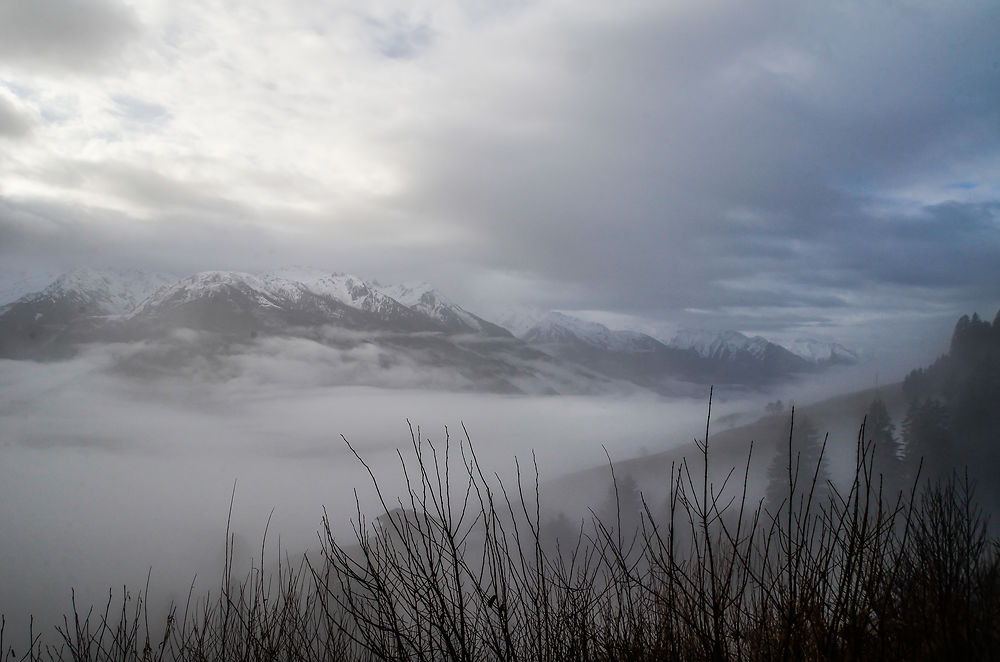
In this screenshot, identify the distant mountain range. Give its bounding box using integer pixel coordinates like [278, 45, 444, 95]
[0, 268, 858, 394]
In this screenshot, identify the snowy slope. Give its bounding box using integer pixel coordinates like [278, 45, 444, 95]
[260, 266, 331, 285]
[378, 282, 512, 336]
[259, 269, 422, 320]
[0, 268, 179, 358]
[20, 268, 177, 315]
[127, 270, 367, 337]
[378, 282, 474, 325]
[786, 338, 859, 365]
[308, 275, 405, 317]
[522, 312, 660, 352]
[137, 271, 302, 312]
[0, 266, 859, 391]
[130, 270, 454, 337]
[492, 307, 549, 338]
[669, 329, 772, 361]
[0, 268, 64, 306]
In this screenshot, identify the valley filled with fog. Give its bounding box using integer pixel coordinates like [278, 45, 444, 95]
[0, 334, 881, 643]
[0, 263, 893, 646]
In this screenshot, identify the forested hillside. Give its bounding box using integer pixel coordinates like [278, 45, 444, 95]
[902, 310, 1000, 508]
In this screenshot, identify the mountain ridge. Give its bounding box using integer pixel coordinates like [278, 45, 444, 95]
[0, 267, 858, 393]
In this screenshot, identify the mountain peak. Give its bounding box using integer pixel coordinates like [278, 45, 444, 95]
[139, 271, 295, 312]
[786, 338, 860, 365]
[669, 328, 773, 360]
[33, 267, 177, 315]
[523, 311, 656, 352]
[260, 266, 333, 285]
[300, 273, 411, 317]
[490, 307, 548, 338]
[378, 282, 442, 308]
[376, 281, 510, 336]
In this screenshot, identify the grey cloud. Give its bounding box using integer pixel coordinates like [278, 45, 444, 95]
[38, 159, 245, 217]
[843, 202, 1000, 290]
[111, 95, 170, 125]
[0, 0, 138, 72]
[95, 162, 241, 215]
[0, 195, 468, 285]
[365, 12, 434, 59]
[381, 0, 1000, 323]
[0, 197, 242, 274]
[0, 93, 34, 138]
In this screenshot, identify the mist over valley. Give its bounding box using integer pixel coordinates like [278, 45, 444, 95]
[0, 266, 888, 643]
[1, 0, 998, 656]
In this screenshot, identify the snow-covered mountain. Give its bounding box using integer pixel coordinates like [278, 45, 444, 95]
[0, 266, 176, 325]
[669, 329, 773, 361]
[492, 307, 549, 338]
[301, 274, 395, 315]
[0, 267, 64, 306]
[118, 271, 546, 392]
[0, 266, 858, 392]
[512, 316, 821, 388]
[509, 311, 710, 393]
[0, 268, 177, 357]
[261, 269, 417, 321]
[667, 328, 812, 377]
[128, 270, 452, 338]
[136, 271, 301, 312]
[785, 338, 859, 365]
[26, 267, 176, 315]
[522, 312, 660, 353]
[669, 329, 859, 368]
[378, 282, 512, 337]
[252, 272, 512, 336]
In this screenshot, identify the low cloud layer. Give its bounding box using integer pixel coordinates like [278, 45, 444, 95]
[0, 344, 731, 642]
[0, 330, 912, 646]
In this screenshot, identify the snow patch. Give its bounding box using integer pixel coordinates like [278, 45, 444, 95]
[138, 271, 299, 312]
[786, 338, 859, 364]
[523, 311, 656, 352]
[377, 282, 485, 331]
[25, 268, 178, 315]
[669, 329, 771, 360]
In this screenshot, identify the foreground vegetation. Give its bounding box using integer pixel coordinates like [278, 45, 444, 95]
[3, 399, 998, 662]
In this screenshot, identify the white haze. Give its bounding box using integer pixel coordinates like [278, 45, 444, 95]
[0, 344, 697, 641]
[0, 337, 896, 647]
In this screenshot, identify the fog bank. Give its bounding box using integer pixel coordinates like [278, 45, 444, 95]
[0, 346, 775, 644]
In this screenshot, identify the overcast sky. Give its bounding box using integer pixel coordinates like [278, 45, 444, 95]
[0, 0, 997, 357]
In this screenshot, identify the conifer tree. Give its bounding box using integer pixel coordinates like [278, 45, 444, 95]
[865, 397, 904, 494]
[903, 398, 953, 480]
